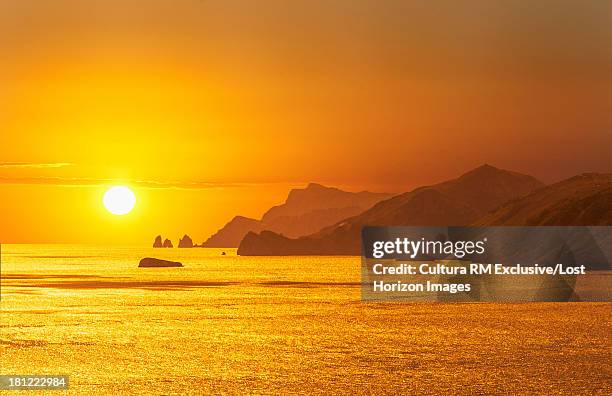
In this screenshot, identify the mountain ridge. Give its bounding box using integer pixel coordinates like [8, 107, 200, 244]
[201, 183, 391, 247]
[237, 164, 545, 255]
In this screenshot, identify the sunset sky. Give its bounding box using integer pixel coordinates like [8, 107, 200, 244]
[1, 1, 611, 243]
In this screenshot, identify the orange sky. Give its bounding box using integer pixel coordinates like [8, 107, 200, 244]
[1, 1, 611, 243]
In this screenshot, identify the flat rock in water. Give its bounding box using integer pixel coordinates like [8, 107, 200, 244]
[138, 257, 183, 268]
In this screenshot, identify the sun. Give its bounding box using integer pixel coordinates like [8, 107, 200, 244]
[103, 186, 136, 215]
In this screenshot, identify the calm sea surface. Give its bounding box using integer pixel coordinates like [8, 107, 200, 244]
[1, 245, 610, 394]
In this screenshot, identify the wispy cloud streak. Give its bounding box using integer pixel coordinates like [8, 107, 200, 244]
[0, 176, 301, 190]
[0, 162, 74, 168]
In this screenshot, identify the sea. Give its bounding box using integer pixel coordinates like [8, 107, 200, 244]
[1, 244, 610, 394]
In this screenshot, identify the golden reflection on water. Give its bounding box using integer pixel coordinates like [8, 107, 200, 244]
[1, 245, 611, 394]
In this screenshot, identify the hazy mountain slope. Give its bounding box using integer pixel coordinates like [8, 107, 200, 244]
[262, 206, 374, 238]
[261, 183, 388, 223]
[201, 216, 262, 248]
[202, 183, 391, 247]
[238, 164, 544, 255]
[475, 173, 612, 226]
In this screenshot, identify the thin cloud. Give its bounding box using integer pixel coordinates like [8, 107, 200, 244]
[0, 162, 74, 168]
[0, 176, 302, 190]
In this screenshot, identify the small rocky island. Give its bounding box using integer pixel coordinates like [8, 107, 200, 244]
[138, 257, 183, 268]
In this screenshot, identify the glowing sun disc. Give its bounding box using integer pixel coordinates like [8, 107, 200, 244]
[103, 186, 136, 215]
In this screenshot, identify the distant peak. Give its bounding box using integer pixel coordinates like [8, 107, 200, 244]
[305, 182, 328, 189]
[285, 183, 335, 197]
[475, 163, 499, 171]
[460, 164, 503, 178]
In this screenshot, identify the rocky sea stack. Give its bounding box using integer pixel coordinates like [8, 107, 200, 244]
[153, 235, 174, 248]
[153, 235, 163, 248]
[178, 234, 194, 248]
